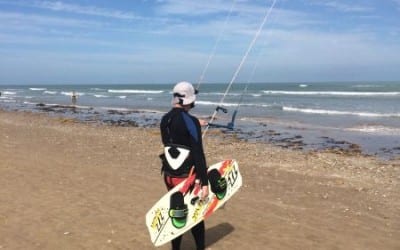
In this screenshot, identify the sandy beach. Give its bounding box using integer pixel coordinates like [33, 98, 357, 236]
[0, 110, 399, 250]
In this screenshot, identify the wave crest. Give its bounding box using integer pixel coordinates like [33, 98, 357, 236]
[283, 106, 400, 118]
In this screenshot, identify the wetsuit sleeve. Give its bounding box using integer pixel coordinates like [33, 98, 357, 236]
[160, 114, 170, 145]
[182, 113, 208, 186]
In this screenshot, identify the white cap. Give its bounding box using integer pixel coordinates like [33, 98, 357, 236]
[172, 81, 197, 105]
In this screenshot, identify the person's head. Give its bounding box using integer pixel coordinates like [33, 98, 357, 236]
[171, 81, 198, 110]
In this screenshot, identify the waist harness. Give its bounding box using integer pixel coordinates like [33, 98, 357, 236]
[160, 143, 193, 177]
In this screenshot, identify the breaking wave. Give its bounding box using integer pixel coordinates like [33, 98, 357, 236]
[263, 90, 400, 97]
[108, 89, 164, 94]
[283, 106, 400, 118]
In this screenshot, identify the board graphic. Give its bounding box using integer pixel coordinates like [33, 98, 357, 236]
[145, 159, 242, 247]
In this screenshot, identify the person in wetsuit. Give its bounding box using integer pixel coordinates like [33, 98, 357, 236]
[160, 81, 209, 250]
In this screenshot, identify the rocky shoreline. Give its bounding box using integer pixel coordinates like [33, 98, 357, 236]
[28, 103, 400, 160]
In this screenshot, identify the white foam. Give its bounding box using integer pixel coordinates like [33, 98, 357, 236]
[30, 88, 47, 91]
[196, 101, 238, 107]
[200, 92, 241, 97]
[1, 99, 16, 103]
[352, 84, 380, 88]
[23, 101, 37, 105]
[61, 91, 84, 96]
[196, 100, 274, 108]
[346, 125, 400, 135]
[283, 106, 400, 118]
[263, 90, 400, 97]
[108, 89, 163, 94]
[44, 91, 57, 95]
[2, 91, 17, 95]
[94, 94, 108, 98]
[299, 84, 308, 88]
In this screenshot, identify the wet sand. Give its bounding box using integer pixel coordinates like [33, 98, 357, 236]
[0, 110, 399, 249]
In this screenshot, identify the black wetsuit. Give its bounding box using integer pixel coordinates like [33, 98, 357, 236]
[160, 107, 208, 186]
[160, 107, 208, 250]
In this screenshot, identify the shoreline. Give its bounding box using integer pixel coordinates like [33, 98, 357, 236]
[2, 80, 400, 161]
[2, 102, 399, 161]
[1, 109, 399, 249]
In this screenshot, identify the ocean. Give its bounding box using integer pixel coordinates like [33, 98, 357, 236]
[1, 82, 399, 159]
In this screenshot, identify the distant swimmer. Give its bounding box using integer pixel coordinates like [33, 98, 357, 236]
[71, 91, 77, 105]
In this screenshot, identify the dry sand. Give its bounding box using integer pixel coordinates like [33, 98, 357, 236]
[0, 110, 399, 250]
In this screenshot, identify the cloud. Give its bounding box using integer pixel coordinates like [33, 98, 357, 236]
[157, 0, 236, 16]
[0, 0, 399, 83]
[0, 11, 103, 29]
[0, 11, 110, 44]
[310, 1, 373, 13]
[36, 1, 141, 19]
[0, 0, 141, 20]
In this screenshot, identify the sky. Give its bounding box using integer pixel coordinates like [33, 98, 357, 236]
[0, 0, 399, 85]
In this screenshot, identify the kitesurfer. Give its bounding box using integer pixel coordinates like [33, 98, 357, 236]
[160, 81, 209, 250]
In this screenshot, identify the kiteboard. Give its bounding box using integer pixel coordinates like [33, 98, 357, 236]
[145, 159, 242, 247]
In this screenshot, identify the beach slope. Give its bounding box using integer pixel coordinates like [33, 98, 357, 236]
[0, 111, 399, 249]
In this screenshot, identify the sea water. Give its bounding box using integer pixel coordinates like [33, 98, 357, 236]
[1, 82, 399, 159]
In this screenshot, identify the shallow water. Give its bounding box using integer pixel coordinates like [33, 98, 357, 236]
[1, 82, 399, 159]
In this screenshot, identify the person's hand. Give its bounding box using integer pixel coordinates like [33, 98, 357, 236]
[201, 185, 209, 200]
[198, 119, 208, 126]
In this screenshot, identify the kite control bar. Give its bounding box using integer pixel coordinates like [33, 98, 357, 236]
[207, 107, 237, 130]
